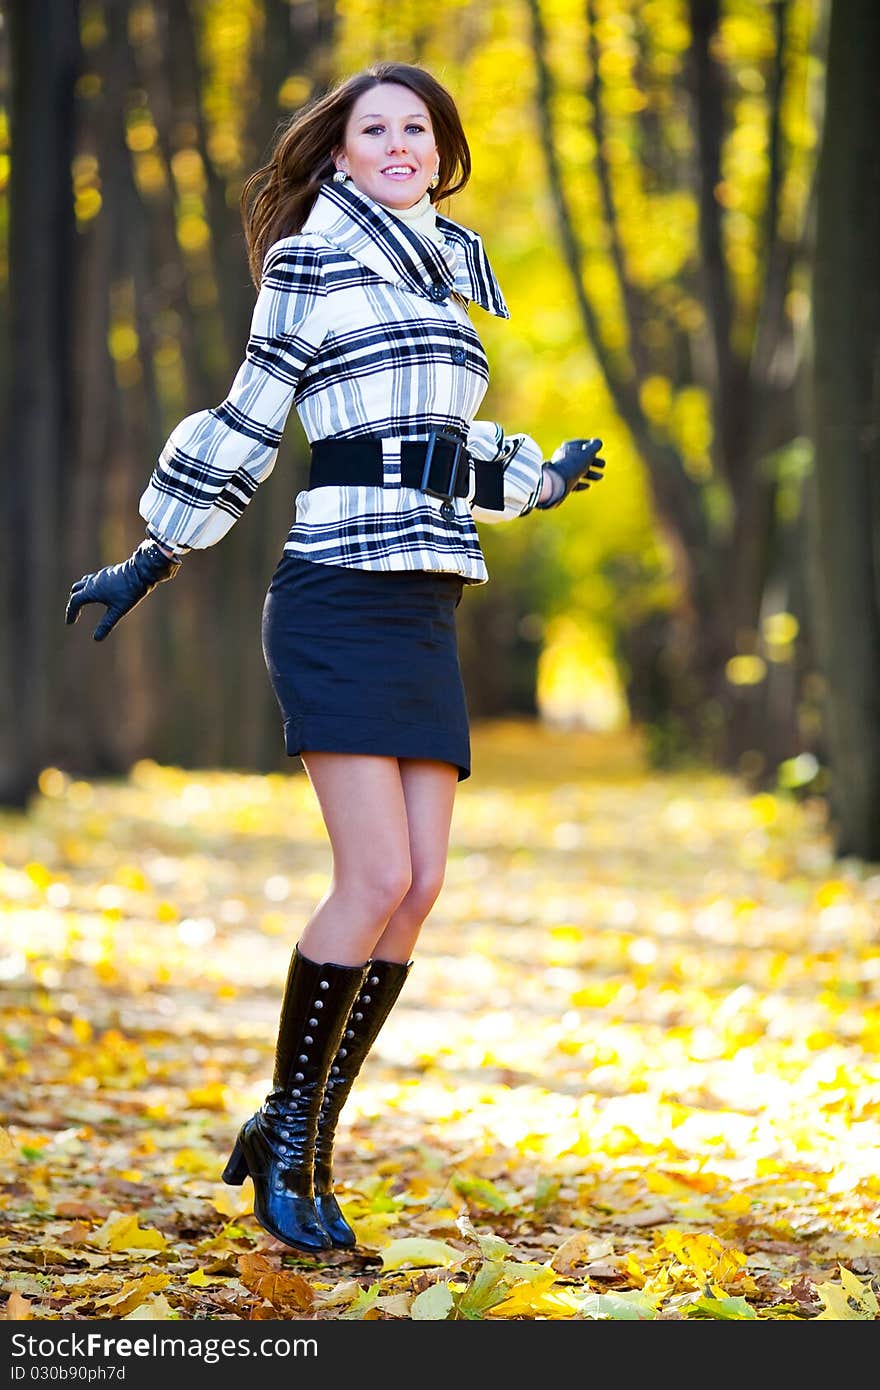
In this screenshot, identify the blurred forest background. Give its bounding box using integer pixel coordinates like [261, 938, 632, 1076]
[0, 0, 877, 858]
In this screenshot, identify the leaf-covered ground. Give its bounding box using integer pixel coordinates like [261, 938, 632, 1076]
[1, 722, 879, 1321]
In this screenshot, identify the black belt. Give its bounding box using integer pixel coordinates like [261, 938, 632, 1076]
[309, 430, 470, 514]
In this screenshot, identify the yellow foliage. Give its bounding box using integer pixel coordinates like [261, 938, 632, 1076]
[88, 1212, 168, 1254]
[4, 716, 878, 1322]
[207, 1183, 252, 1220]
[172, 1148, 220, 1177]
[815, 1267, 879, 1320]
[488, 1264, 562, 1317]
[658, 1231, 748, 1288]
[93, 1273, 171, 1317]
[186, 1083, 229, 1111]
[123, 1294, 178, 1320]
[379, 1238, 464, 1271]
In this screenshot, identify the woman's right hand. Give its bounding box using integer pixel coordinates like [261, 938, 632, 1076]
[65, 539, 181, 642]
[535, 438, 606, 509]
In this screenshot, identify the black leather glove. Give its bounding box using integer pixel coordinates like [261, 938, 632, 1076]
[535, 437, 605, 509]
[65, 539, 181, 641]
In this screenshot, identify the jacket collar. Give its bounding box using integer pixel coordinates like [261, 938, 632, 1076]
[301, 179, 510, 319]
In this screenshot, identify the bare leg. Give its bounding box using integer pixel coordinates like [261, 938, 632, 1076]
[372, 757, 459, 963]
[223, 753, 459, 1253]
[296, 752, 413, 965]
[304, 755, 459, 1247]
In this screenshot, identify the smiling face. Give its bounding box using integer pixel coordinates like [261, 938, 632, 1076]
[333, 82, 440, 209]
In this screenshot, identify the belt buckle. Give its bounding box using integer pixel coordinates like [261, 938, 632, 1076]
[420, 429, 466, 507]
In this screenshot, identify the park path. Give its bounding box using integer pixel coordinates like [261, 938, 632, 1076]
[1, 722, 878, 1320]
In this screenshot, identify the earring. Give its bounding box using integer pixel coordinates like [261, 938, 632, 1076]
[428, 171, 439, 189]
[333, 169, 348, 183]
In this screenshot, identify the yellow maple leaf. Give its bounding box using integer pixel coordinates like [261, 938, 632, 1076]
[488, 1265, 562, 1318]
[88, 1212, 168, 1253]
[815, 1266, 879, 1320]
[659, 1231, 746, 1285]
[237, 1253, 314, 1312]
[93, 1274, 170, 1317]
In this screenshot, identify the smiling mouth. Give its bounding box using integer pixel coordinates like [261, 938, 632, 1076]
[382, 166, 416, 177]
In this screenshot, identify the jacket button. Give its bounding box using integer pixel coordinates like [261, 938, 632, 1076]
[451, 347, 466, 365]
[428, 283, 449, 302]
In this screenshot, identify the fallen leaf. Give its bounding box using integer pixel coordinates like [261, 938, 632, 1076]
[185, 1268, 231, 1288]
[488, 1264, 561, 1318]
[313, 1279, 363, 1310]
[207, 1184, 253, 1219]
[124, 1294, 178, 1320]
[186, 1084, 228, 1111]
[687, 1295, 758, 1320]
[551, 1231, 595, 1274]
[575, 1289, 660, 1320]
[340, 1283, 381, 1320]
[456, 1211, 513, 1261]
[617, 1202, 675, 1228]
[374, 1291, 416, 1317]
[379, 1238, 463, 1271]
[237, 1253, 314, 1312]
[411, 1282, 454, 1320]
[173, 1149, 220, 1177]
[56, 1221, 94, 1245]
[345, 1212, 399, 1247]
[93, 1274, 171, 1318]
[452, 1176, 511, 1212]
[815, 1266, 879, 1320]
[3, 1292, 32, 1320]
[88, 1212, 168, 1253]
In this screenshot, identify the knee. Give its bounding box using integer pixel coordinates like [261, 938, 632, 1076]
[403, 864, 446, 922]
[356, 861, 413, 921]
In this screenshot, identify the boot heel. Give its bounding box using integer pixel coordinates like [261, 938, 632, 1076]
[222, 1136, 248, 1186]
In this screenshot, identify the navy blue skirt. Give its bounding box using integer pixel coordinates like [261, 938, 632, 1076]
[261, 553, 471, 781]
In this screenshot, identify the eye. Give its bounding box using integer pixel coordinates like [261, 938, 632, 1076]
[362, 124, 428, 135]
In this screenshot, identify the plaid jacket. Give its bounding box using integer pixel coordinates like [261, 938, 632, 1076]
[139, 178, 545, 585]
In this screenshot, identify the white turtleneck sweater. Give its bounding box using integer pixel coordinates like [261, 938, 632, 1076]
[377, 190, 446, 247]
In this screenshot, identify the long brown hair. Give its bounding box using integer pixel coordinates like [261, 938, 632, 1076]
[240, 63, 471, 288]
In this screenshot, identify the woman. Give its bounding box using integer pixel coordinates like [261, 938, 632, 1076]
[64, 62, 605, 1256]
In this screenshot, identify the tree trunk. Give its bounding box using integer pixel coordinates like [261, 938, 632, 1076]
[0, 0, 80, 803]
[808, 0, 880, 861]
[62, 0, 167, 777]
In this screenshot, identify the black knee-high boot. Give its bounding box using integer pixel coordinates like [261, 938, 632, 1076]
[222, 946, 368, 1252]
[313, 958, 412, 1247]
